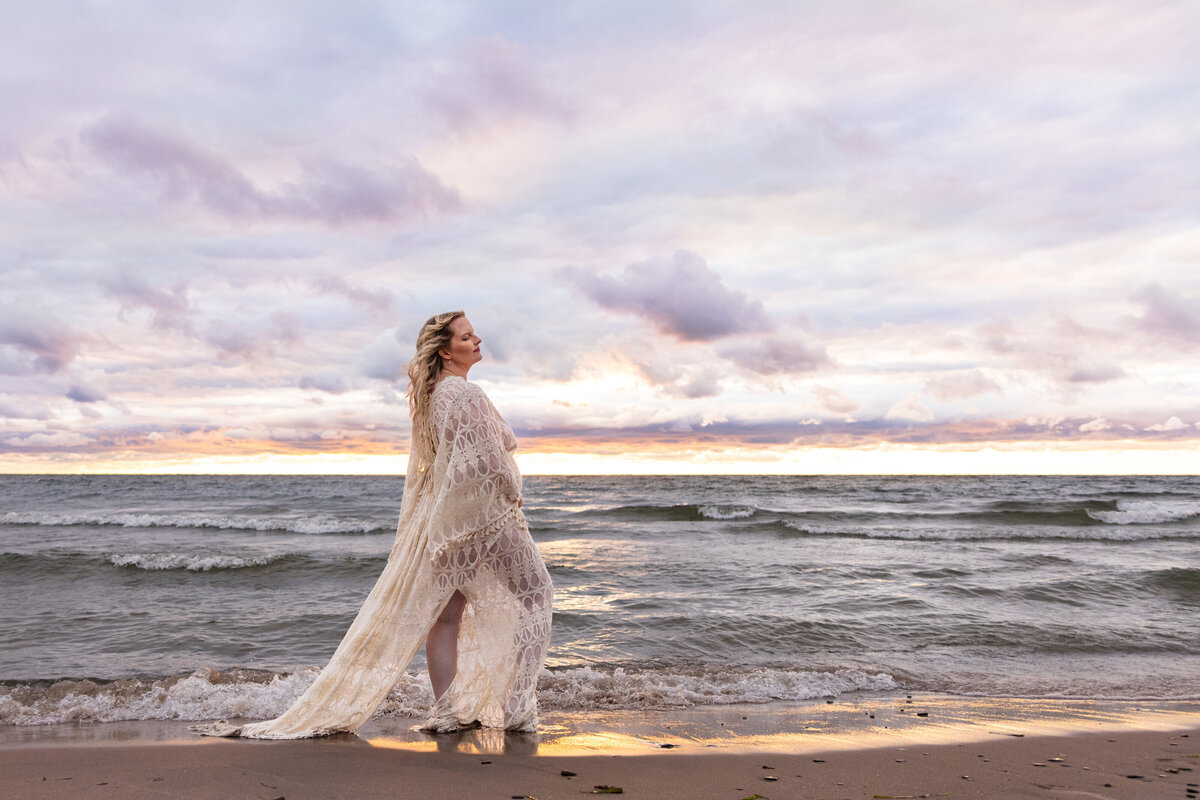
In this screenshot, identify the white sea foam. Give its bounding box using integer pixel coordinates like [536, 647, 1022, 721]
[538, 666, 898, 708]
[0, 666, 896, 725]
[0, 511, 389, 535]
[781, 519, 1199, 541]
[698, 504, 758, 520]
[106, 553, 291, 571]
[1086, 500, 1200, 525]
[0, 669, 323, 726]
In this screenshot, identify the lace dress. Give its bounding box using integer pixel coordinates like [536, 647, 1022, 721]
[192, 376, 553, 738]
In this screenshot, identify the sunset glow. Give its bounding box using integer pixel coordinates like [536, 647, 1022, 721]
[2, 2, 1198, 475]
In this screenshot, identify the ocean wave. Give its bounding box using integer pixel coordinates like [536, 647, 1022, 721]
[0, 510, 391, 535]
[1143, 567, 1200, 599]
[579, 503, 760, 521]
[776, 519, 1200, 542]
[1086, 500, 1200, 525]
[105, 552, 297, 572]
[537, 665, 897, 708]
[0, 550, 386, 579]
[0, 665, 896, 725]
[698, 504, 757, 520]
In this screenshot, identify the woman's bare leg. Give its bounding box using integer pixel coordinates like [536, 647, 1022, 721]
[426, 589, 467, 699]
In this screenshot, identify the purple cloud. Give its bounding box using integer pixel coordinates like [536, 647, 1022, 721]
[84, 116, 462, 224]
[0, 395, 52, 420]
[298, 369, 348, 394]
[923, 370, 1001, 401]
[312, 276, 395, 322]
[811, 385, 862, 414]
[560, 250, 770, 341]
[1133, 283, 1200, 344]
[423, 36, 574, 130]
[101, 269, 193, 334]
[0, 307, 82, 374]
[717, 335, 829, 375]
[66, 382, 108, 403]
[203, 311, 302, 360]
[359, 327, 411, 382]
[978, 317, 1126, 385]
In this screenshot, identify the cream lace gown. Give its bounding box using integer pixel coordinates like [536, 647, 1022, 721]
[193, 376, 553, 738]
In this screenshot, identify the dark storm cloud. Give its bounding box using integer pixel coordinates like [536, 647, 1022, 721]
[559, 250, 770, 341]
[85, 116, 462, 224]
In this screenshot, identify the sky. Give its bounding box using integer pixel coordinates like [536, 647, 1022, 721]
[1, 0, 1198, 474]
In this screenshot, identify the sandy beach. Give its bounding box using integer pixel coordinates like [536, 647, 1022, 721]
[4, 695, 1198, 799]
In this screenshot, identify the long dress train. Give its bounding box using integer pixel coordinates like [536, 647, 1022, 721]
[192, 376, 552, 738]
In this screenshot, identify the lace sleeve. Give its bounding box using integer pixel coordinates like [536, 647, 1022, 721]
[425, 381, 523, 555]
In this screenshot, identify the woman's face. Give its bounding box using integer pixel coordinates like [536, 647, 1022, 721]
[440, 315, 482, 375]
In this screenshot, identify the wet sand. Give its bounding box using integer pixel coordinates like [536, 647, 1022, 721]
[3, 695, 1199, 799]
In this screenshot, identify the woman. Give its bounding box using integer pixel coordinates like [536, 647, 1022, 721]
[195, 311, 553, 738]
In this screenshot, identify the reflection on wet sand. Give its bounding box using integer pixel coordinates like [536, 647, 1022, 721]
[369, 724, 539, 756]
[2, 693, 1197, 756]
[362, 693, 1200, 756]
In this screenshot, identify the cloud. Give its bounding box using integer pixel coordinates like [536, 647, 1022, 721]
[1063, 359, 1125, 383]
[1133, 283, 1200, 344]
[66, 382, 108, 403]
[675, 370, 722, 399]
[811, 385, 861, 415]
[1078, 417, 1110, 432]
[717, 335, 829, 376]
[1144, 416, 1186, 432]
[359, 328, 411, 381]
[422, 36, 574, 130]
[203, 311, 302, 360]
[885, 393, 934, 423]
[923, 369, 1001, 401]
[3, 431, 92, 448]
[101, 269, 193, 334]
[312, 276, 395, 322]
[977, 317, 1126, 385]
[298, 369, 348, 394]
[84, 115, 462, 225]
[560, 250, 770, 341]
[0, 395, 52, 420]
[0, 306, 82, 374]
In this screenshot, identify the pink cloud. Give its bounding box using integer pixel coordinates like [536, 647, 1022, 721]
[1133, 283, 1200, 345]
[0, 306, 83, 374]
[422, 36, 574, 130]
[84, 115, 462, 224]
[560, 250, 771, 341]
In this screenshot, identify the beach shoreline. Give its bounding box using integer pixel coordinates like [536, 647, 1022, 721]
[4, 695, 1199, 798]
[3, 725, 1196, 800]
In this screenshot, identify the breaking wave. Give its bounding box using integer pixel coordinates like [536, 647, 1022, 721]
[0, 665, 897, 725]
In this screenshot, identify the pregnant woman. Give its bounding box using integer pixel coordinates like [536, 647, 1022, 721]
[195, 311, 553, 737]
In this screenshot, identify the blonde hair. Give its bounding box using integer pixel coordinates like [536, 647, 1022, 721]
[406, 310, 465, 467]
